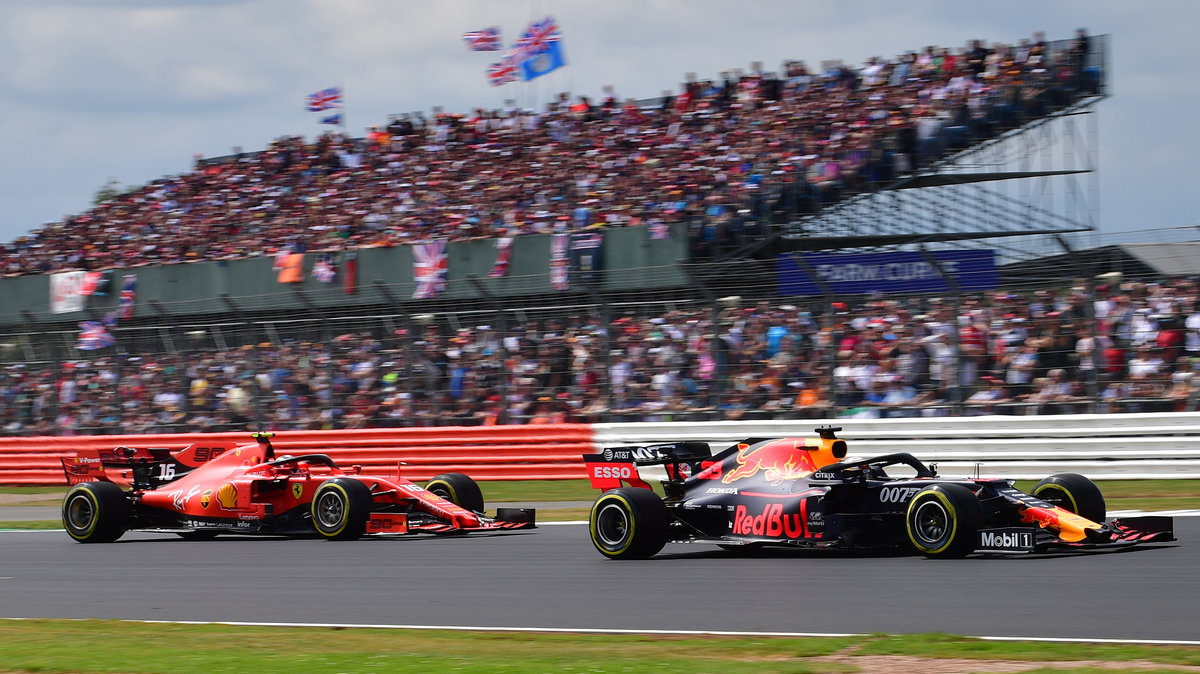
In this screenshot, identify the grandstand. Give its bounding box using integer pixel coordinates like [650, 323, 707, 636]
[6, 30, 1179, 439]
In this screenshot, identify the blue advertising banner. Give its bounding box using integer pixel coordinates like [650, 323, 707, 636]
[778, 250, 997, 296]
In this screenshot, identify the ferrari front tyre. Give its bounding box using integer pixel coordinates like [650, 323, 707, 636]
[905, 484, 983, 558]
[311, 478, 373, 541]
[1032, 473, 1106, 524]
[426, 473, 485, 513]
[63, 482, 130, 543]
[589, 488, 668, 560]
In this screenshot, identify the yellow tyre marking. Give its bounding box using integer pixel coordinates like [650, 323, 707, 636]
[64, 487, 100, 541]
[906, 489, 958, 554]
[589, 493, 636, 556]
[1033, 484, 1079, 514]
[427, 479, 458, 505]
[315, 483, 351, 537]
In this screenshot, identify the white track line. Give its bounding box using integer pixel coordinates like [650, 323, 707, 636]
[3, 617, 1198, 646]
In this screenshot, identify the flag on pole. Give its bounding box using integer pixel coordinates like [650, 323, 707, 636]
[312, 253, 336, 283]
[511, 16, 566, 81]
[487, 59, 520, 86]
[118, 274, 136, 320]
[514, 16, 561, 58]
[412, 240, 449, 299]
[305, 86, 343, 111]
[550, 233, 570, 291]
[488, 237, 515, 278]
[520, 39, 566, 81]
[77, 321, 116, 351]
[341, 251, 358, 295]
[462, 26, 501, 51]
[319, 113, 343, 125]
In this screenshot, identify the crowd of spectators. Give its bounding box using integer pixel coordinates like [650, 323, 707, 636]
[3, 273, 1199, 436]
[0, 31, 1097, 275]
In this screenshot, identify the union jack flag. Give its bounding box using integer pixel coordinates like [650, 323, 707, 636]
[118, 274, 136, 320]
[515, 16, 561, 58]
[487, 59, 519, 86]
[412, 240, 449, 299]
[462, 26, 501, 51]
[550, 233, 570, 291]
[77, 321, 116, 351]
[305, 86, 342, 112]
[488, 237, 514, 278]
[312, 253, 336, 283]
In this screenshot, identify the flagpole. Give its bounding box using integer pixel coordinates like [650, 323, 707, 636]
[339, 81, 347, 135]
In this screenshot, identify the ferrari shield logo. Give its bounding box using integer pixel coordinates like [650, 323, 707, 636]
[292, 483, 303, 499]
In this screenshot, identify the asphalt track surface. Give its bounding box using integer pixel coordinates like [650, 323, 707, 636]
[2, 518, 1197, 642]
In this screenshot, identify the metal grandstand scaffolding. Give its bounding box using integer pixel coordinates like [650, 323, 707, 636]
[761, 34, 1109, 265]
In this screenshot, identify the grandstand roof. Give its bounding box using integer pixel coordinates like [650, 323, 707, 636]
[1000, 242, 1200, 284]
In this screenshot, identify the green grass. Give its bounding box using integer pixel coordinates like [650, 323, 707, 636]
[0, 479, 1193, 531]
[8, 478, 1197, 509]
[856, 632, 1200, 666]
[0, 486, 65, 495]
[0, 520, 62, 530]
[479, 478, 597, 502]
[1015, 480, 1200, 511]
[0, 621, 1196, 673]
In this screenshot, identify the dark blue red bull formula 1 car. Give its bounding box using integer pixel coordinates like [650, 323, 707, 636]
[583, 426, 1175, 559]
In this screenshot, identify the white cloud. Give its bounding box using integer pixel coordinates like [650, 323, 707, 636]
[0, 0, 1197, 243]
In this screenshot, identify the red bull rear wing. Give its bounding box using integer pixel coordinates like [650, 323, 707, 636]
[583, 441, 712, 491]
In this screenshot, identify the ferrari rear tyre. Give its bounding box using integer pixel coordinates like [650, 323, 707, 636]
[905, 484, 983, 558]
[426, 473, 485, 513]
[63, 482, 130, 543]
[589, 488, 669, 560]
[1032, 473, 1106, 524]
[311, 478, 373, 541]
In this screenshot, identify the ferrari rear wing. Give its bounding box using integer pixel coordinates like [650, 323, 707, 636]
[60, 446, 181, 488]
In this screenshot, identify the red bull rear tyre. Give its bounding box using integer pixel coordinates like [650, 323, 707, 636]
[589, 488, 669, 560]
[905, 484, 983, 558]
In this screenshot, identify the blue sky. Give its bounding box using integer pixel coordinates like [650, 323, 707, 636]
[0, 0, 1195, 246]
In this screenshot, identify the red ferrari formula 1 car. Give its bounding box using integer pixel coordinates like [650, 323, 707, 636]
[61, 432, 535, 542]
[583, 426, 1174, 559]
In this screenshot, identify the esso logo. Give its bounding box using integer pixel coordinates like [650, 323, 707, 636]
[593, 465, 633, 480]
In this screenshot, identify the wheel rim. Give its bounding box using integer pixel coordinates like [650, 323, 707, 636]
[912, 499, 949, 546]
[595, 502, 630, 548]
[430, 486, 452, 502]
[66, 493, 95, 532]
[315, 491, 346, 529]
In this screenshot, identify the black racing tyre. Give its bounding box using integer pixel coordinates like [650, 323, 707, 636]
[426, 473, 485, 513]
[62, 482, 130, 543]
[905, 484, 983, 559]
[311, 478, 374, 540]
[589, 488, 669, 560]
[176, 531, 220, 541]
[1032, 473, 1106, 524]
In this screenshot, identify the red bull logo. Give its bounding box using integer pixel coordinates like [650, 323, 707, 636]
[731, 503, 806, 538]
[722, 440, 814, 484]
[1019, 505, 1098, 542]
